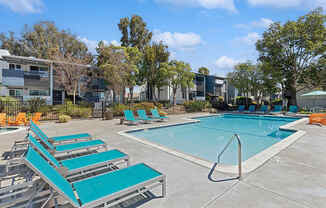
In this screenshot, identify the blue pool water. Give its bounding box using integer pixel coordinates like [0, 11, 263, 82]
[128, 114, 299, 165]
[0, 127, 18, 134]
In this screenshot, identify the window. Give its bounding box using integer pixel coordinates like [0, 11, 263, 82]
[30, 66, 39, 71]
[182, 88, 187, 99]
[29, 89, 49, 96]
[16, 65, 21, 70]
[9, 89, 23, 97]
[9, 64, 15, 70]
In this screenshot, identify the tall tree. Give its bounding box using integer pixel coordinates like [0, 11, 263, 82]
[118, 15, 152, 51]
[96, 43, 140, 103]
[0, 21, 93, 62]
[227, 62, 254, 106]
[142, 42, 170, 101]
[198, 67, 209, 75]
[167, 60, 194, 105]
[51, 51, 90, 105]
[256, 8, 326, 106]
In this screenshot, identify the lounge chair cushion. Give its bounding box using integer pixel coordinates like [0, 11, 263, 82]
[28, 135, 61, 167]
[51, 133, 91, 142]
[61, 149, 127, 171]
[55, 139, 104, 152]
[73, 163, 162, 205]
[151, 109, 167, 119]
[25, 147, 80, 207]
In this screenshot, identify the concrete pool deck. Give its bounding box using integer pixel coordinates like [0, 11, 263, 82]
[0, 113, 325, 208]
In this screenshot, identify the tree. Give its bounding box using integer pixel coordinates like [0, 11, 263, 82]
[167, 60, 194, 105]
[118, 15, 152, 52]
[0, 21, 93, 62]
[256, 8, 326, 106]
[198, 67, 209, 75]
[96, 43, 140, 104]
[51, 51, 90, 105]
[227, 62, 253, 105]
[142, 42, 170, 101]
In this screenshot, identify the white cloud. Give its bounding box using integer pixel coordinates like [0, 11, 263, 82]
[236, 32, 260, 45]
[78, 37, 120, 54]
[153, 30, 203, 50]
[235, 18, 273, 30]
[215, 56, 239, 70]
[155, 0, 237, 12]
[110, 40, 120, 46]
[247, 0, 326, 9]
[0, 0, 43, 13]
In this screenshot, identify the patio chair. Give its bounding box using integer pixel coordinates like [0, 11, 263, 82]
[28, 134, 129, 178]
[256, 105, 268, 114]
[7, 112, 28, 126]
[270, 105, 283, 114]
[23, 147, 166, 208]
[151, 109, 168, 121]
[0, 178, 52, 208]
[309, 113, 326, 126]
[137, 109, 153, 123]
[286, 105, 298, 115]
[0, 113, 6, 126]
[123, 110, 140, 125]
[30, 125, 107, 155]
[234, 105, 245, 112]
[30, 112, 42, 125]
[244, 105, 256, 113]
[30, 120, 91, 144]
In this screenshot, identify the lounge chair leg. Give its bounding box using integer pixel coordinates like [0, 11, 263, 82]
[162, 177, 166, 197]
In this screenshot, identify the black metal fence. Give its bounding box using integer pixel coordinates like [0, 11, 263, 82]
[0, 100, 107, 120]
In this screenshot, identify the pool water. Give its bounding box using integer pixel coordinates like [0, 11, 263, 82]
[128, 114, 299, 165]
[0, 127, 19, 134]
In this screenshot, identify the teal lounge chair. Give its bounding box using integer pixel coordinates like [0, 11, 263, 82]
[256, 105, 268, 114]
[286, 105, 298, 115]
[24, 147, 166, 208]
[123, 110, 140, 125]
[234, 105, 245, 112]
[30, 120, 91, 144]
[137, 110, 152, 123]
[151, 109, 168, 121]
[28, 134, 129, 177]
[271, 105, 283, 114]
[244, 105, 256, 113]
[30, 125, 106, 155]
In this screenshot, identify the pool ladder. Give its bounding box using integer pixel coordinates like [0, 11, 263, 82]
[216, 134, 242, 180]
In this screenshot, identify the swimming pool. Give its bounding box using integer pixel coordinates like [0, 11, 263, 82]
[0, 127, 20, 135]
[127, 114, 300, 166]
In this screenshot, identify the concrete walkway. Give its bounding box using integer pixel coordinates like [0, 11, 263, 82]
[1, 113, 325, 208]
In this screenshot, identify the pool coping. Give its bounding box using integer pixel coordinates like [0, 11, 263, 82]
[118, 114, 307, 174]
[0, 127, 26, 136]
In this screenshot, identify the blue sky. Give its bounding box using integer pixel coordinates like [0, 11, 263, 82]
[0, 0, 325, 76]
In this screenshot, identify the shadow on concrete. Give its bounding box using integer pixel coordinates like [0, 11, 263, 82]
[208, 163, 240, 182]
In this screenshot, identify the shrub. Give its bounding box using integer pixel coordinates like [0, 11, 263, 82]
[112, 104, 129, 116]
[183, 101, 210, 112]
[27, 97, 47, 113]
[133, 102, 156, 114]
[235, 96, 252, 106]
[58, 114, 71, 123]
[272, 99, 282, 106]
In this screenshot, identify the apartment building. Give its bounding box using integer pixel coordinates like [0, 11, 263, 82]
[0, 49, 106, 105]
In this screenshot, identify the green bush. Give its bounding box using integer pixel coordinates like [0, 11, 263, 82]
[112, 104, 129, 116]
[133, 102, 156, 115]
[27, 98, 47, 113]
[235, 96, 252, 106]
[272, 99, 282, 105]
[58, 114, 71, 123]
[183, 101, 211, 112]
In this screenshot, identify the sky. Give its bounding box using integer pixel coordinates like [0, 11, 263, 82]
[0, 0, 325, 77]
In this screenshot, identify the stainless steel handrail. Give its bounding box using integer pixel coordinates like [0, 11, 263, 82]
[217, 134, 242, 180]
